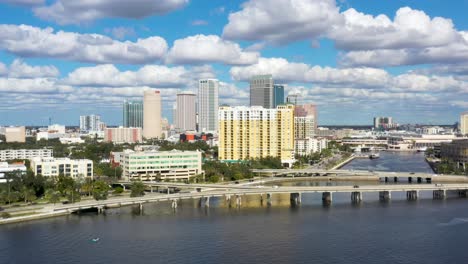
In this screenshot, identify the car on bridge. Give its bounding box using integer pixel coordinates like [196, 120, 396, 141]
[353, 185, 359, 188]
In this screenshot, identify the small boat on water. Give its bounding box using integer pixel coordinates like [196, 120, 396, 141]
[416, 147, 428, 152]
[91, 238, 100, 243]
[369, 153, 380, 159]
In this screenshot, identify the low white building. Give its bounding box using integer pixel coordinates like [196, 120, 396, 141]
[388, 134, 460, 151]
[48, 124, 66, 134]
[36, 131, 66, 141]
[0, 162, 27, 183]
[30, 157, 93, 178]
[120, 149, 203, 181]
[295, 138, 328, 156]
[0, 148, 53, 161]
[422, 126, 443, 135]
[59, 137, 85, 144]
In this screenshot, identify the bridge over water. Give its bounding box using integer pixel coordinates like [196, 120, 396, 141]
[52, 183, 468, 214]
[251, 169, 468, 183]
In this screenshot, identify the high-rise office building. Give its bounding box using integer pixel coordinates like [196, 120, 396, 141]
[79, 115, 102, 131]
[273, 84, 285, 107]
[123, 100, 143, 128]
[218, 104, 295, 165]
[143, 90, 162, 139]
[198, 79, 219, 133]
[461, 112, 468, 135]
[175, 92, 196, 131]
[250, 74, 274, 108]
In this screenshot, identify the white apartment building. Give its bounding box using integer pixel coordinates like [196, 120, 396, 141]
[295, 138, 328, 156]
[30, 157, 93, 178]
[80, 115, 102, 132]
[104, 127, 142, 144]
[0, 148, 53, 161]
[120, 149, 203, 181]
[0, 162, 27, 183]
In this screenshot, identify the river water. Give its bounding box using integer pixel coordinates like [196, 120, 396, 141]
[1, 152, 468, 264]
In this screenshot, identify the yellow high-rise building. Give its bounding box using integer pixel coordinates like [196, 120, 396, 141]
[218, 104, 295, 166]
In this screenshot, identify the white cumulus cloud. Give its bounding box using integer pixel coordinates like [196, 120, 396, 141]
[64, 64, 190, 88]
[0, 24, 168, 64]
[223, 0, 342, 44]
[166, 35, 259, 65]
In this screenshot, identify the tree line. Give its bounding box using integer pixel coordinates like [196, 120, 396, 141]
[0, 171, 147, 207]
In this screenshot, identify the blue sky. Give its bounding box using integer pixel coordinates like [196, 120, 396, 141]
[0, 0, 467, 126]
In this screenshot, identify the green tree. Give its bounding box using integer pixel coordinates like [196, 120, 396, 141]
[113, 186, 124, 195]
[130, 181, 145, 197]
[45, 190, 61, 205]
[92, 180, 110, 200]
[21, 187, 37, 203]
[81, 178, 94, 196]
[56, 175, 76, 196]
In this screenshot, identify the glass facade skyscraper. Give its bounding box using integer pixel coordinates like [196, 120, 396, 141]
[273, 84, 285, 107]
[123, 100, 143, 128]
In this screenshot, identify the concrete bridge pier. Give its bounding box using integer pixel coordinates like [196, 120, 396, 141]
[322, 192, 332, 205]
[290, 193, 302, 206]
[267, 193, 272, 206]
[171, 199, 178, 209]
[406, 190, 418, 201]
[167, 187, 171, 194]
[351, 192, 362, 203]
[205, 196, 210, 207]
[97, 206, 104, 214]
[458, 190, 467, 198]
[225, 194, 232, 207]
[433, 190, 446, 199]
[236, 195, 242, 207]
[379, 191, 391, 202]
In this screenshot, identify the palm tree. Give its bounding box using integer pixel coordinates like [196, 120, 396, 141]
[21, 187, 37, 203]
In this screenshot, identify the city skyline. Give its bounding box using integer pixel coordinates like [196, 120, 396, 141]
[0, 0, 467, 126]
